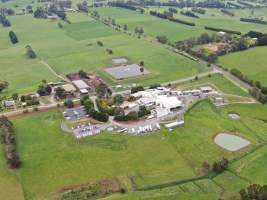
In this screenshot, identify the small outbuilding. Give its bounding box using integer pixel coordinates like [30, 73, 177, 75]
[2, 100, 15, 108]
[165, 120, 185, 129]
[72, 80, 90, 93]
[200, 86, 213, 93]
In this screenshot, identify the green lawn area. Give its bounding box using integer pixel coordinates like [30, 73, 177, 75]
[230, 145, 267, 185]
[217, 46, 267, 86]
[0, 153, 24, 200]
[0, 100, 265, 199]
[0, 13, 207, 96]
[97, 7, 267, 44]
[176, 73, 249, 97]
[96, 7, 207, 43]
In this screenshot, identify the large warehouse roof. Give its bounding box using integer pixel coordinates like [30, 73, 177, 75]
[72, 80, 89, 89]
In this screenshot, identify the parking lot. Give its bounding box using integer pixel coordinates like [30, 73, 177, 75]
[63, 106, 87, 121]
[62, 86, 222, 138]
[72, 123, 100, 138]
[105, 64, 150, 79]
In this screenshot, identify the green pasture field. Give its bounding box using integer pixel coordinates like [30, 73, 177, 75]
[0, 100, 266, 199]
[0, 13, 207, 96]
[230, 145, 267, 185]
[150, 7, 267, 36]
[217, 46, 267, 86]
[96, 7, 267, 44]
[96, 7, 208, 43]
[0, 153, 24, 200]
[176, 73, 249, 97]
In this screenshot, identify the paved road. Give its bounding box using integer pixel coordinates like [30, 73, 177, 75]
[211, 64, 252, 92]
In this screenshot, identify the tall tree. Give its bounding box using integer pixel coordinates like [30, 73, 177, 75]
[9, 31, 18, 44]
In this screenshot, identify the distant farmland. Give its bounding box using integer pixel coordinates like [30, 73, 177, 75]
[217, 46, 267, 86]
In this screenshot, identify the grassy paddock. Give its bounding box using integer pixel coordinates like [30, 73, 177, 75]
[0, 100, 265, 199]
[0, 14, 207, 96]
[217, 46, 267, 86]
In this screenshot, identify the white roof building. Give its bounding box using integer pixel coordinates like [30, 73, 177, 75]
[3, 100, 15, 108]
[72, 80, 90, 90]
[156, 96, 183, 111]
[134, 88, 183, 112]
[165, 120, 185, 129]
[80, 89, 89, 94]
[200, 86, 213, 93]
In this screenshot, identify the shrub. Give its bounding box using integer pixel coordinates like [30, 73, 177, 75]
[149, 84, 161, 89]
[138, 106, 151, 118]
[64, 99, 74, 108]
[131, 86, 144, 94]
[97, 41, 103, 46]
[156, 35, 168, 44]
[180, 11, 199, 18]
[90, 110, 109, 122]
[96, 98, 115, 115]
[169, 17, 195, 26]
[9, 31, 18, 44]
[57, 22, 63, 28]
[240, 18, 267, 25]
[25, 45, 37, 58]
[212, 158, 228, 174]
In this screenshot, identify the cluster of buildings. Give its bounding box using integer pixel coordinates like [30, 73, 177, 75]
[50, 73, 106, 98]
[131, 87, 184, 118]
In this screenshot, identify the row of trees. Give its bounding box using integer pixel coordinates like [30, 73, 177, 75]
[115, 0, 226, 8]
[109, 2, 145, 13]
[204, 26, 241, 35]
[240, 18, 267, 25]
[230, 68, 267, 103]
[20, 94, 40, 106]
[0, 116, 21, 169]
[149, 10, 195, 26]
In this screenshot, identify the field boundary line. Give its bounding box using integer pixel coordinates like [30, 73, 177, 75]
[40, 60, 68, 82]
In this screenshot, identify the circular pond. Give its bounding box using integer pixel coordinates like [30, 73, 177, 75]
[214, 133, 250, 152]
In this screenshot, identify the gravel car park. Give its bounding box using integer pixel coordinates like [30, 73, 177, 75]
[63, 106, 87, 121]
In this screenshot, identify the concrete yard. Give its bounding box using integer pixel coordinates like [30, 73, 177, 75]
[105, 64, 150, 79]
[63, 106, 87, 121]
[214, 133, 250, 152]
